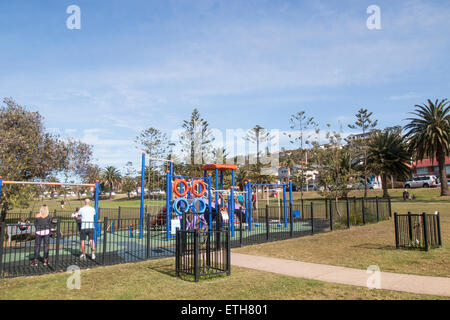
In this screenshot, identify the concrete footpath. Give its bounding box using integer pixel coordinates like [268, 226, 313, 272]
[231, 253, 450, 297]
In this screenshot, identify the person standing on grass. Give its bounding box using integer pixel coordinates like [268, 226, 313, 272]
[32, 205, 51, 267]
[79, 199, 96, 260]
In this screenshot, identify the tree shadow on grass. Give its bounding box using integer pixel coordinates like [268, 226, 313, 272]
[351, 243, 397, 250]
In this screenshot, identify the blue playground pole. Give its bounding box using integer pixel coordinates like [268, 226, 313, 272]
[220, 170, 224, 208]
[244, 182, 248, 230]
[230, 186, 235, 237]
[168, 160, 173, 238]
[283, 184, 287, 228]
[231, 169, 235, 237]
[140, 152, 145, 239]
[166, 170, 171, 241]
[94, 180, 99, 247]
[112, 220, 115, 234]
[215, 168, 219, 207]
[248, 180, 252, 231]
[207, 174, 212, 232]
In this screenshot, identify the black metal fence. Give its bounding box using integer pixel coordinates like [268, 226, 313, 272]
[227, 197, 391, 248]
[394, 212, 442, 251]
[0, 214, 177, 278]
[176, 229, 230, 282]
[1, 197, 391, 278]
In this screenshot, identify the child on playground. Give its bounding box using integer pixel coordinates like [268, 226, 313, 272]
[31, 205, 51, 267]
[251, 194, 256, 210]
[17, 217, 30, 231]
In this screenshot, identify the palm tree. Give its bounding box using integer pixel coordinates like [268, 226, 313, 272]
[101, 166, 122, 198]
[367, 131, 411, 198]
[404, 99, 450, 196]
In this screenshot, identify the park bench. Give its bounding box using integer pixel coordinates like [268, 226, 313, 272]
[6, 224, 36, 243]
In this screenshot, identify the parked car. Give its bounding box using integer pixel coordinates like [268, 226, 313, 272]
[301, 184, 318, 191]
[404, 175, 439, 188]
[151, 189, 165, 195]
[367, 181, 381, 190]
[436, 179, 450, 187]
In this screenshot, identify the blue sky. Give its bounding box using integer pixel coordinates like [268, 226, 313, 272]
[1, 0, 449, 171]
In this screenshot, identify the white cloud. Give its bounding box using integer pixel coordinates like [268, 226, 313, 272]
[389, 92, 420, 101]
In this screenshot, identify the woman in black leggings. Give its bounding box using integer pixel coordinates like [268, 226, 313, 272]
[32, 205, 51, 266]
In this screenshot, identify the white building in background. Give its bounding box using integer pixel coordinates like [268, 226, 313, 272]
[278, 165, 319, 187]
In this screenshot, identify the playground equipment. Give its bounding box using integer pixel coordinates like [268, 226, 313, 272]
[0, 177, 101, 245]
[246, 180, 293, 231]
[139, 153, 250, 240]
[138, 152, 297, 239]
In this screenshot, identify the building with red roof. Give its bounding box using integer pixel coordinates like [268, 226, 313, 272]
[411, 156, 450, 176]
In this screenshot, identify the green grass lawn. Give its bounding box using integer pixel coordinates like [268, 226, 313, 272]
[0, 258, 446, 300]
[234, 202, 450, 277]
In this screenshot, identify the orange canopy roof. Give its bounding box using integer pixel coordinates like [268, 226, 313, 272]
[201, 164, 238, 171]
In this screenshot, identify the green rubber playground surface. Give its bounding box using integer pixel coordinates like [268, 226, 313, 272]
[2, 221, 312, 262]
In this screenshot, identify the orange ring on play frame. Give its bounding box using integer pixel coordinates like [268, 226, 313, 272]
[192, 180, 206, 197]
[172, 179, 189, 198]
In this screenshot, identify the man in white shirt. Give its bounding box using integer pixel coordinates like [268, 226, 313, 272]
[78, 199, 96, 260]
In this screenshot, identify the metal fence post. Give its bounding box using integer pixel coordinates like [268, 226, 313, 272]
[436, 212, 442, 247]
[325, 199, 328, 219]
[388, 196, 392, 218]
[103, 217, 108, 265]
[265, 205, 269, 241]
[175, 229, 180, 277]
[29, 211, 32, 221]
[346, 198, 350, 229]
[239, 217, 243, 247]
[310, 202, 314, 235]
[362, 198, 366, 225]
[329, 199, 333, 231]
[194, 229, 199, 282]
[301, 199, 304, 221]
[407, 212, 413, 242]
[422, 212, 429, 251]
[226, 230, 231, 276]
[53, 209, 57, 218]
[206, 230, 211, 267]
[376, 197, 380, 222]
[394, 213, 399, 249]
[289, 202, 293, 237]
[117, 206, 121, 230]
[0, 222, 5, 278]
[54, 220, 61, 271]
[146, 213, 151, 259]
